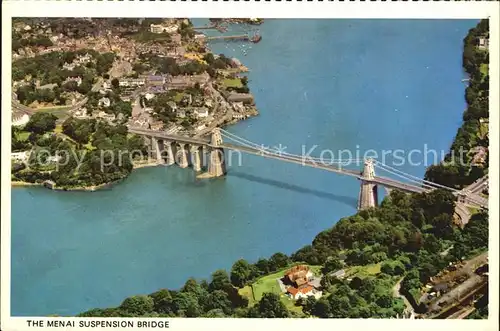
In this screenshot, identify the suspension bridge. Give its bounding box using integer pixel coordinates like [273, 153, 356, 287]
[128, 126, 488, 219]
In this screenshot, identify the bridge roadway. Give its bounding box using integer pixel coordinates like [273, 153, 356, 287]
[221, 142, 430, 193]
[129, 127, 429, 194]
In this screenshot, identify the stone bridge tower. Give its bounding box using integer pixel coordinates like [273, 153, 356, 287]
[358, 158, 378, 210]
[208, 128, 227, 177]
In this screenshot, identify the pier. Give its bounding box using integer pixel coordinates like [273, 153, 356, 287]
[193, 24, 227, 33]
[206, 33, 262, 43]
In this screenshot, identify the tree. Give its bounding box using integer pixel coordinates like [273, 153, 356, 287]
[204, 308, 226, 318]
[268, 252, 290, 271]
[321, 257, 343, 274]
[205, 290, 233, 315]
[149, 289, 174, 315]
[24, 112, 57, 134]
[303, 296, 317, 315]
[172, 292, 201, 317]
[209, 270, 231, 292]
[119, 295, 154, 316]
[111, 78, 120, 89]
[254, 258, 270, 275]
[255, 293, 290, 318]
[230, 259, 255, 287]
[381, 261, 395, 275]
[312, 297, 331, 318]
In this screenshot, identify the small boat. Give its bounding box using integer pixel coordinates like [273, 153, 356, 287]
[250, 34, 262, 43]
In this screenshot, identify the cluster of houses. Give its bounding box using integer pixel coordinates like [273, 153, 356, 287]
[150, 23, 178, 34]
[73, 107, 119, 122]
[62, 53, 93, 71]
[11, 151, 31, 163]
[477, 37, 489, 51]
[281, 265, 323, 300]
[117, 73, 211, 90]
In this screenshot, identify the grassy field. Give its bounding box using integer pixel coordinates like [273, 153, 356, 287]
[37, 107, 71, 119]
[478, 121, 489, 140]
[54, 124, 63, 134]
[239, 286, 256, 305]
[222, 78, 243, 89]
[480, 63, 489, 78]
[344, 263, 381, 278]
[173, 92, 185, 103]
[251, 269, 286, 300]
[238, 263, 322, 315]
[467, 206, 481, 215]
[16, 131, 30, 141]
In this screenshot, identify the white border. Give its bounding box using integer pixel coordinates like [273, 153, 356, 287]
[2, 1, 499, 331]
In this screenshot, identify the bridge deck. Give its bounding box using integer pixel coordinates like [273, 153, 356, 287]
[128, 128, 488, 206]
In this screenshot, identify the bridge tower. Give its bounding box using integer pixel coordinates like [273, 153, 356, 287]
[151, 137, 165, 164]
[358, 158, 378, 210]
[210, 128, 223, 146]
[164, 141, 176, 166]
[208, 128, 227, 177]
[190, 145, 202, 172]
[176, 143, 189, 168]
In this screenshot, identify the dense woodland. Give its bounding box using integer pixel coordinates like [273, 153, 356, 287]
[12, 113, 146, 188]
[425, 20, 489, 189]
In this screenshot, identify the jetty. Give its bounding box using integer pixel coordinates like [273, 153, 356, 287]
[193, 24, 227, 33]
[206, 32, 262, 43]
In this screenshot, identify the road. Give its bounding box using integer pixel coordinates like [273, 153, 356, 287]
[393, 277, 414, 316]
[465, 175, 489, 194]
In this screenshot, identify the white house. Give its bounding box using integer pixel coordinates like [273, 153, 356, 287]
[145, 93, 155, 100]
[76, 53, 92, 64]
[194, 108, 209, 118]
[64, 76, 83, 86]
[150, 24, 178, 34]
[47, 155, 61, 163]
[11, 151, 30, 162]
[478, 37, 489, 50]
[74, 108, 88, 119]
[287, 286, 322, 300]
[63, 62, 76, 71]
[119, 78, 145, 87]
[98, 97, 111, 108]
[12, 114, 30, 127]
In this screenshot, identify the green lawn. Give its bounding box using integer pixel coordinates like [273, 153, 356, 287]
[251, 270, 286, 301]
[173, 92, 185, 103]
[281, 296, 305, 316]
[239, 263, 322, 304]
[344, 263, 381, 278]
[16, 131, 30, 141]
[222, 78, 243, 89]
[239, 286, 256, 306]
[310, 265, 322, 276]
[239, 280, 305, 316]
[467, 206, 481, 215]
[37, 107, 71, 119]
[480, 63, 489, 78]
[478, 122, 489, 139]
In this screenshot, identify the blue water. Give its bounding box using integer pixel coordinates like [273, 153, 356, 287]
[11, 19, 476, 316]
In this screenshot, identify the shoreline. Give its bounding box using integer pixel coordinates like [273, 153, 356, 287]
[11, 161, 161, 191]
